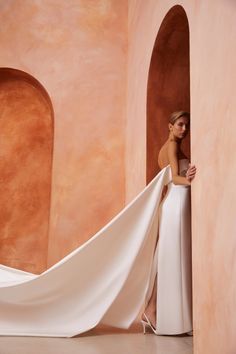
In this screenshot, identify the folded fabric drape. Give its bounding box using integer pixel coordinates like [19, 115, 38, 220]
[0, 165, 171, 337]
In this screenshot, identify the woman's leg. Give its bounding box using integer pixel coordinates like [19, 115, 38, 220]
[143, 276, 157, 328]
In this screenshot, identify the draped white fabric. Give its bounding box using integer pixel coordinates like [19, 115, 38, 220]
[0, 165, 171, 337]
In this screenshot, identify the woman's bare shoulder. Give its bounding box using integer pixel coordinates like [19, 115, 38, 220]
[168, 139, 178, 147]
[158, 141, 170, 169]
[167, 140, 178, 155]
[158, 140, 177, 156]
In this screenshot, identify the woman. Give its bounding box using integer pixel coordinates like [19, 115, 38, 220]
[142, 111, 197, 335]
[0, 111, 196, 337]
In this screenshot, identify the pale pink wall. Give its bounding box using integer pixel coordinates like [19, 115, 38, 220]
[0, 0, 127, 267]
[127, 0, 236, 353]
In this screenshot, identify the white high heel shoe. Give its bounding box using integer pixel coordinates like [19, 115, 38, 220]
[141, 313, 158, 335]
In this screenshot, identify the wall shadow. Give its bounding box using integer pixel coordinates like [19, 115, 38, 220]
[0, 68, 54, 273]
[146, 5, 190, 183]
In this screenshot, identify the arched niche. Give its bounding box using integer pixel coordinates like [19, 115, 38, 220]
[146, 5, 190, 183]
[0, 68, 54, 273]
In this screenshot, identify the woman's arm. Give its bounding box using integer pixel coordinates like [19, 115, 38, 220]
[168, 141, 191, 186]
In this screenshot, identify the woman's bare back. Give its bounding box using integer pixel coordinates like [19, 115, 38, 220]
[158, 139, 188, 169]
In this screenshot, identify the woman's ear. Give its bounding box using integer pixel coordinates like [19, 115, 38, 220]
[168, 123, 173, 131]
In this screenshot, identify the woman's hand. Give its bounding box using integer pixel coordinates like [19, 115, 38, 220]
[186, 164, 197, 182]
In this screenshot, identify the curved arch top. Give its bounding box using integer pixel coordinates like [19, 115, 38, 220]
[0, 67, 54, 117]
[0, 67, 54, 273]
[146, 4, 190, 183]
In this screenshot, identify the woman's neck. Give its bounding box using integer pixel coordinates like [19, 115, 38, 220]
[168, 136, 182, 144]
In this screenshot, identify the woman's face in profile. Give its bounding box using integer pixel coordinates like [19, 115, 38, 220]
[170, 116, 189, 140]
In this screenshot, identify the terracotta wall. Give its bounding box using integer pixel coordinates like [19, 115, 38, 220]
[146, 5, 190, 183]
[0, 0, 127, 270]
[0, 68, 53, 273]
[127, 0, 236, 353]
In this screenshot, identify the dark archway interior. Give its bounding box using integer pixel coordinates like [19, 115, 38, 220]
[0, 68, 54, 273]
[146, 5, 190, 183]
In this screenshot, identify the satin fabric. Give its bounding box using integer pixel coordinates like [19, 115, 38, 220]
[0, 160, 192, 337]
[155, 159, 192, 334]
[0, 163, 171, 337]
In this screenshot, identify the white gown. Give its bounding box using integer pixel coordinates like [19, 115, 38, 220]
[147, 158, 192, 334]
[0, 159, 192, 337]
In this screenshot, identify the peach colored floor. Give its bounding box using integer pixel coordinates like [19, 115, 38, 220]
[0, 331, 193, 354]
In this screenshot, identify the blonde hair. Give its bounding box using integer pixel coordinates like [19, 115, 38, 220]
[169, 111, 190, 125]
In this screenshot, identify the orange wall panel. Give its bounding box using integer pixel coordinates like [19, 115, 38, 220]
[0, 69, 53, 273]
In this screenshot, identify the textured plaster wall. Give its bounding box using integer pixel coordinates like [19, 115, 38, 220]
[0, 68, 53, 273]
[0, 0, 127, 270]
[127, 1, 236, 353]
[0, 0, 236, 352]
[146, 5, 190, 183]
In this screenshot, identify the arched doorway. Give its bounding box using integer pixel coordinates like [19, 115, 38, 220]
[146, 5, 190, 183]
[0, 68, 54, 273]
